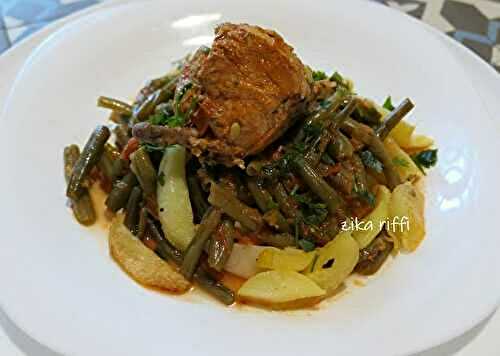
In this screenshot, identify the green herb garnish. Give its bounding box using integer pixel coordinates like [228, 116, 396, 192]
[330, 71, 344, 84]
[312, 70, 327, 81]
[298, 239, 316, 252]
[383, 96, 395, 111]
[291, 191, 328, 226]
[411, 149, 438, 173]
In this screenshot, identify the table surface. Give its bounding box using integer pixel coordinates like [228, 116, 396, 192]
[1, 1, 500, 355]
[1, 0, 500, 72]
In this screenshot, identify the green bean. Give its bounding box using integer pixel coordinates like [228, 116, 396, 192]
[376, 98, 415, 140]
[270, 182, 298, 220]
[194, 267, 235, 305]
[291, 159, 345, 214]
[351, 154, 370, 197]
[328, 130, 353, 161]
[353, 97, 383, 125]
[97, 96, 132, 116]
[137, 207, 148, 239]
[124, 186, 143, 234]
[305, 131, 332, 167]
[208, 183, 263, 232]
[208, 220, 235, 271]
[304, 98, 357, 167]
[181, 208, 222, 279]
[149, 219, 235, 305]
[293, 94, 346, 143]
[355, 232, 394, 275]
[257, 231, 296, 248]
[110, 158, 129, 183]
[105, 171, 138, 212]
[186, 168, 209, 223]
[342, 118, 401, 189]
[97, 144, 119, 181]
[132, 80, 176, 122]
[246, 177, 276, 213]
[130, 147, 157, 197]
[63, 145, 96, 225]
[66, 125, 110, 200]
[108, 111, 129, 125]
[263, 209, 291, 233]
[113, 125, 130, 150]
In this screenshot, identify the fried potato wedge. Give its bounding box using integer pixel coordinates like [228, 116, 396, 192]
[308, 231, 359, 294]
[387, 182, 425, 253]
[384, 137, 423, 183]
[388, 120, 415, 147]
[238, 270, 325, 309]
[256, 247, 316, 272]
[109, 218, 191, 293]
[352, 185, 391, 249]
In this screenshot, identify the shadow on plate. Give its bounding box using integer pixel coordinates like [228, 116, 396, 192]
[0, 306, 495, 356]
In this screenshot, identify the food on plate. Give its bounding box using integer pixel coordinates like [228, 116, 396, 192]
[63, 23, 437, 309]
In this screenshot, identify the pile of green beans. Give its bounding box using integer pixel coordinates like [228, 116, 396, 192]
[63, 64, 423, 307]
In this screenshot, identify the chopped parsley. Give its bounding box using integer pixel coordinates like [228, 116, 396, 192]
[330, 71, 344, 84]
[383, 96, 395, 111]
[298, 239, 316, 252]
[392, 157, 409, 167]
[360, 150, 384, 173]
[312, 70, 327, 81]
[148, 112, 185, 128]
[411, 149, 438, 173]
[291, 191, 328, 226]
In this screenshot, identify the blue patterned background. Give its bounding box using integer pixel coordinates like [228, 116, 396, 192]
[1, 0, 500, 72]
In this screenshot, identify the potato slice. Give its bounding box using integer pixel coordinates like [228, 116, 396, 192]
[109, 217, 190, 293]
[238, 270, 325, 309]
[388, 121, 415, 148]
[308, 231, 359, 294]
[352, 185, 391, 249]
[157, 145, 196, 251]
[387, 182, 425, 252]
[256, 248, 316, 272]
[384, 137, 423, 183]
[403, 134, 434, 151]
[224, 243, 276, 278]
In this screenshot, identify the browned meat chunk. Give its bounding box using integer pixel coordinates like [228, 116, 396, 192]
[133, 23, 313, 167]
[192, 23, 311, 153]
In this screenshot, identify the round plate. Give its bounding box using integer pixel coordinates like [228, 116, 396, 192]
[1, 1, 500, 356]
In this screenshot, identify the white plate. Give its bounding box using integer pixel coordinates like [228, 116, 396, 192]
[1, 1, 500, 356]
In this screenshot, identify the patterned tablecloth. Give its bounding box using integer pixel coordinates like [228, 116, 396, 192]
[1, 0, 500, 72]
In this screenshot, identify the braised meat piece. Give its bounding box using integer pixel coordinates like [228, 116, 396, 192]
[133, 23, 313, 167]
